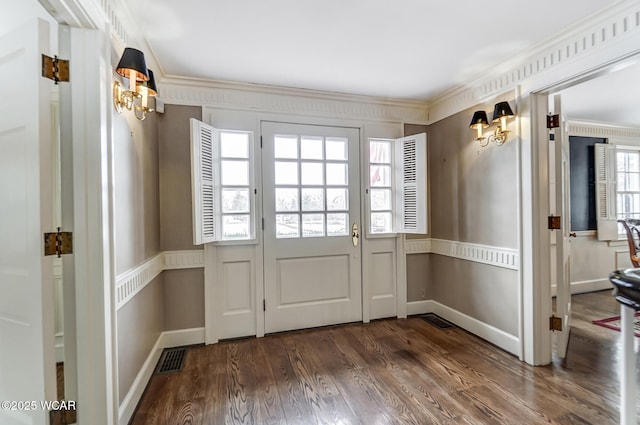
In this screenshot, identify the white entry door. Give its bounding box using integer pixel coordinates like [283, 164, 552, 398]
[0, 19, 57, 424]
[262, 122, 362, 333]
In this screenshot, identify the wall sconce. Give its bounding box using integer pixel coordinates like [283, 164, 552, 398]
[469, 101, 515, 146]
[113, 47, 158, 120]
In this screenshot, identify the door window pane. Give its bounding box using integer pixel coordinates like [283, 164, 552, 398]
[222, 189, 250, 213]
[301, 162, 324, 185]
[301, 188, 324, 211]
[326, 163, 347, 185]
[274, 135, 298, 159]
[327, 213, 348, 236]
[371, 212, 392, 234]
[371, 188, 392, 211]
[370, 140, 391, 163]
[220, 132, 249, 158]
[221, 160, 249, 186]
[326, 137, 348, 160]
[302, 214, 325, 237]
[275, 161, 298, 185]
[275, 188, 299, 212]
[276, 214, 299, 238]
[327, 188, 347, 211]
[370, 165, 391, 187]
[222, 215, 250, 239]
[301, 136, 323, 160]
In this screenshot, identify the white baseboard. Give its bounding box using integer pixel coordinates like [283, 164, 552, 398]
[118, 327, 206, 425]
[118, 334, 164, 425]
[161, 327, 206, 348]
[408, 300, 520, 357]
[407, 300, 435, 316]
[551, 279, 613, 297]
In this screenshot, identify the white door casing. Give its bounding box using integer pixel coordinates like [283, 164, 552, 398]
[552, 94, 572, 359]
[0, 18, 56, 424]
[262, 122, 362, 333]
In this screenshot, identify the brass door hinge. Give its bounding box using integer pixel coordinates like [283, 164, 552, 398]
[549, 315, 563, 331]
[42, 54, 69, 84]
[548, 215, 561, 230]
[547, 114, 560, 129]
[44, 228, 73, 257]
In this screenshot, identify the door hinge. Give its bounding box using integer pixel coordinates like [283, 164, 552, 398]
[549, 315, 563, 331]
[49, 403, 77, 425]
[260, 136, 263, 148]
[263, 299, 266, 311]
[262, 218, 265, 230]
[42, 54, 70, 84]
[547, 114, 560, 129]
[44, 227, 73, 257]
[548, 215, 561, 230]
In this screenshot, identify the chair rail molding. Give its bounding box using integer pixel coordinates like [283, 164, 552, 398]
[115, 250, 205, 310]
[404, 238, 519, 270]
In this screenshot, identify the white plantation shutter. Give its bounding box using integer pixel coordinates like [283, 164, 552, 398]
[594, 143, 617, 241]
[395, 133, 427, 233]
[190, 118, 221, 244]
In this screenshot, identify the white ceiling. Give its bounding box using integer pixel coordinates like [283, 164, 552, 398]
[130, 0, 617, 101]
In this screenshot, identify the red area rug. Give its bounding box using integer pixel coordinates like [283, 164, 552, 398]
[592, 312, 640, 337]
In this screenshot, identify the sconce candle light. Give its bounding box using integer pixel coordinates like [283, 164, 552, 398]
[113, 47, 158, 120]
[470, 101, 515, 146]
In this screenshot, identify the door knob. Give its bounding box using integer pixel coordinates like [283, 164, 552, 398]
[352, 223, 359, 247]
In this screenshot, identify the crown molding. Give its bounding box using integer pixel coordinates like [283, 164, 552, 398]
[568, 120, 640, 139]
[157, 76, 429, 124]
[427, 0, 640, 124]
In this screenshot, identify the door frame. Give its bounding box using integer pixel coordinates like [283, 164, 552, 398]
[40, 0, 120, 422]
[522, 53, 640, 365]
[202, 106, 407, 342]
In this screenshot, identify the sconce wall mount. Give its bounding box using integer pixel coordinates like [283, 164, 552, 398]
[113, 47, 158, 121]
[469, 101, 515, 147]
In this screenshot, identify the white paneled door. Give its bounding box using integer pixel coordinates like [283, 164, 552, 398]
[262, 122, 362, 333]
[0, 19, 56, 424]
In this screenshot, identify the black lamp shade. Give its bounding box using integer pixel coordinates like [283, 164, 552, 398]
[492, 101, 514, 122]
[116, 47, 149, 82]
[469, 110, 489, 128]
[138, 69, 158, 96]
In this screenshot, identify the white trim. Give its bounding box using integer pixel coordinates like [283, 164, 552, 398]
[117, 334, 163, 425]
[550, 278, 612, 297]
[158, 77, 428, 124]
[161, 327, 206, 348]
[431, 302, 521, 356]
[403, 238, 519, 270]
[117, 327, 206, 425]
[406, 300, 436, 316]
[429, 239, 519, 270]
[404, 238, 431, 254]
[163, 250, 205, 269]
[115, 254, 164, 310]
[568, 120, 640, 139]
[115, 250, 204, 310]
[406, 300, 520, 356]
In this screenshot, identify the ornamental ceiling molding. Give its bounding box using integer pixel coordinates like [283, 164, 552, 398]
[158, 77, 430, 124]
[427, 0, 640, 124]
[567, 120, 640, 139]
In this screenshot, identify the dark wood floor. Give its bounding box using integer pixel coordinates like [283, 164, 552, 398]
[130, 290, 639, 424]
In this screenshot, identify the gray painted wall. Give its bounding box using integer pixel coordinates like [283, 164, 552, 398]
[113, 105, 163, 404]
[425, 94, 519, 336]
[158, 105, 206, 329]
[117, 276, 163, 404]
